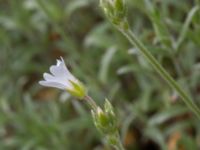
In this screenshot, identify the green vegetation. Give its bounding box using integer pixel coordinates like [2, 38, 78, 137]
[0, 0, 200, 149]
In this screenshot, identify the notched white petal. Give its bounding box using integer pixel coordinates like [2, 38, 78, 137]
[39, 81, 66, 90]
[56, 59, 62, 66]
[39, 57, 83, 93]
[43, 73, 55, 81]
[50, 58, 75, 80]
[60, 57, 65, 63]
[49, 65, 64, 77]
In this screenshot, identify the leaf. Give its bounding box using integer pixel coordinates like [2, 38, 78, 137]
[148, 106, 189, 126]
[99, 47, 117, 83]
[175, 6, 199, 52]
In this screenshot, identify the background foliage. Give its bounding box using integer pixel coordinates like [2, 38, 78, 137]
[0, 0, 200, 149]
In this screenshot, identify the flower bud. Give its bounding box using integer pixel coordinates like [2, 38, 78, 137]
[100, 0, 128, 29]
[92, 99, 117, 135]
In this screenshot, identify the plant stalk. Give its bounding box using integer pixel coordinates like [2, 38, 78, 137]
[119, 26, 200, 119]
[84, 95, 98, 110]
[84, 95, 126, 150]
[114, 133, 125, 150]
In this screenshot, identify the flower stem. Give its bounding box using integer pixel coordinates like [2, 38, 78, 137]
[114, 133, 126, 150]
[107, 132, 125, 150]
[84, 95, 98, 110]
[119, 26, 200, 119]
[84, 95, 126, 150]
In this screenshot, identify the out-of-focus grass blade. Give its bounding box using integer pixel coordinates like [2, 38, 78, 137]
[65, 0, 90, 18]
[144, 0, 172, 48]
[144, 127, 167, 150]
[179, 134, 198, 150]
[175, 6, 199, 52]
[164, 120, 194, 136]
[36, 0, 63, 22]
[148, 106, 189, 126]
[84, 22, 114, 48]
[99, 47, 117, 84]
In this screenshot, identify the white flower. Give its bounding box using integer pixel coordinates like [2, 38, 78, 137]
[39, 57, 87, 99]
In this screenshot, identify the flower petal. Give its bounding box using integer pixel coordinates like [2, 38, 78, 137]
[43, 72, 72, 89]
[61, 58, 79, 81]
[50, 58, 68, 76]
[56, 59, 62, 66]
[39, 57, 81, 91]
[49, 64, 64, 77]
[39, 81, 66, 90]
[43, 73, 55, 81]
[50, 57, 76, 81]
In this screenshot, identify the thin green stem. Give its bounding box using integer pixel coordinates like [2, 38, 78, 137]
[84, 95, 126, 150]
[115, 133, 125, 150]
[107, 132, 125, 150]
[118, 26, 200, 119]
[84, 95, 98, 111]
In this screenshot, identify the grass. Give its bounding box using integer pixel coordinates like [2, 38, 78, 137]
[0, 0, 200, 149]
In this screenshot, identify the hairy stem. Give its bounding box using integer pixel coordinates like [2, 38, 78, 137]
[115, 133, 125, 150]
[84, 95, 98, 110]
[118, 25, 200, 119]
[84, 95, 126, 150]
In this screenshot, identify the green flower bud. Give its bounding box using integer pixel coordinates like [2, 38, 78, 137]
[100, 0, 128, 29]
[92, 99, 117, 135]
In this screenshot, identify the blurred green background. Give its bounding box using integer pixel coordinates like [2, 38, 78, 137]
[1, 0, 200, 149]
